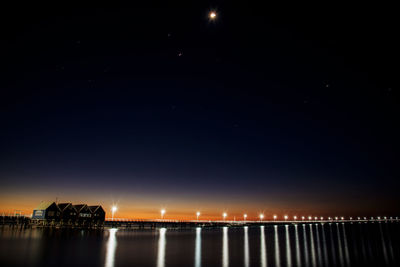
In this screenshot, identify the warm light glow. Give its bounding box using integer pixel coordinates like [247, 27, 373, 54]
[209, 11, 217, 19]
[273, 215, 277, 220]
[320, 217, 323, 220]
[293, 216, 297, 220]
[259, 214, 264, 220]
[284, 215, 288, 220]
[244, 214, 247, 219]
[196, 211, 201, 217]
[308, 216, 312, 220]
[301, 216, 305, 220]
[112, 206, 117, 212]
[223, 212, 227, 219]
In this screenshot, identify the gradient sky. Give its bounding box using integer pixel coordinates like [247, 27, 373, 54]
[1, 2, 399, 219]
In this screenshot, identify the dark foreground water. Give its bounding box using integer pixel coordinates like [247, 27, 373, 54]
[0, 223, 399, 267]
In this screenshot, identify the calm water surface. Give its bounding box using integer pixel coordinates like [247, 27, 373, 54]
[0, 223, 399, 267]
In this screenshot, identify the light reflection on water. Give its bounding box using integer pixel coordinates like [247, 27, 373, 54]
[274, 225, 281, 267]
[222, 226, 229, 267]
[260, 226, 267, 267]
[285, 225, 292, 267]
[244, 226, 250, 267]
[321, 224, 329, 267]
[336, 223, 345, 267]
[315, 224, 322, 266]
[157, 228, 167, 267]
[294, 225, 301, 267]
[342, 223, 351, 266]
[309, 224, 317, 267]
[194, 227, 201, 267]
[1, 222, 399, 267]
[302, 224, 310, 266]
[105, 228, 117, 267]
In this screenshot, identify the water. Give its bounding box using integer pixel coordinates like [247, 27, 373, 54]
[0, 223, 399, 267]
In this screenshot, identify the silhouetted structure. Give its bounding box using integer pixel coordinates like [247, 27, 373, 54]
[31, 202, 105, 226]
[73, 204, 92, 225]
[58, 203, 77, 224]
[32, 202, 60, 221]
[89, 205, 106, 224]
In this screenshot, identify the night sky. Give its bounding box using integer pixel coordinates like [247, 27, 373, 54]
[1, 2, 399, 219]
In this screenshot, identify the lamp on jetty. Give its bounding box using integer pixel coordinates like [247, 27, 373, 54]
[273, 215, 277, 221]
[243, 214, 247, 221]
[223, 212, 227, 221]
[161, 209, 166, 220]
[111, 206, 117, 221]
[259, 214, 264, 222]
[196, 211, 200, 221]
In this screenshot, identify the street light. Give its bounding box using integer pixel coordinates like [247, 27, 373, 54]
[301, 216, 305, 221]
[111, 206, 117, 221]
[209, 11, 217, 20]
[308, 216, 312, 221]
[320, 217, 323, 220]
[161, 209, 166, 220]
[294, 216, 297, 221]
[284, 215, 288, 221]
[273, 215, 277, 221]
[259, 214, 264, 222]
[223, 212, 227, 221]
[196, 211, 201, 221]
[243, 214, 247, 221]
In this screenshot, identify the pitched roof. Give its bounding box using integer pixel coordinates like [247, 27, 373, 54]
[88, 205, 104, 213]
[73, 204, 87, 212]
[57, 203, 72, 211]
[34, 202, 58, 210]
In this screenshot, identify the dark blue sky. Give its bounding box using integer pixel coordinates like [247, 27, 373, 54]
[1, 2, 399, 217]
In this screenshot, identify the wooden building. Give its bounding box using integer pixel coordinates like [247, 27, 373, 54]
[32, 202, 61, 220]
[88, 205, 106, 225]
[73, 204, 92, 225]
[32, 202, 105, 225]
[58, 203, 77, 224]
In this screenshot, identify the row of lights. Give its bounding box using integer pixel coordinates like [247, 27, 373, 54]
[111, 206, 398, 222]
